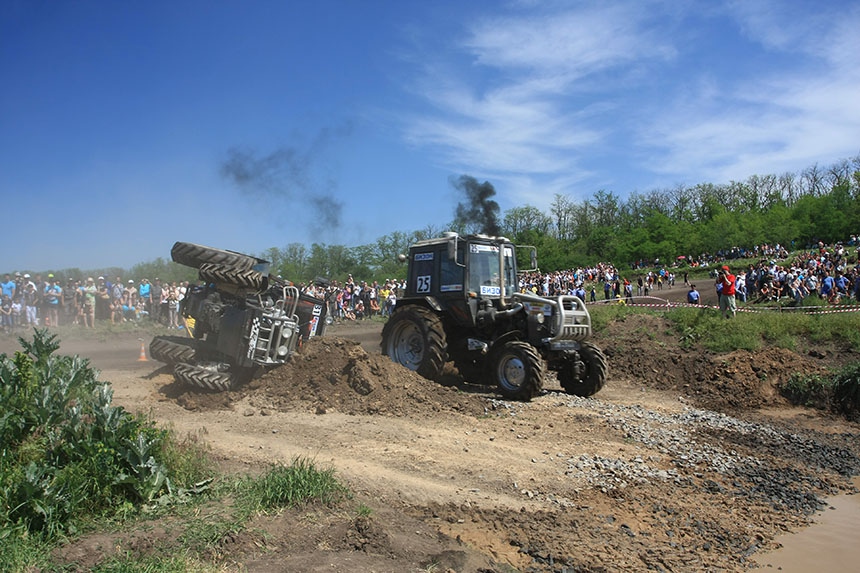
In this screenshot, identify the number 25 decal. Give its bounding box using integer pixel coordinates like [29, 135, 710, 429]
[416, 275, 431, 293]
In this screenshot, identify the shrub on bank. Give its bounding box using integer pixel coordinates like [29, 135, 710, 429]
[0, 329, 212, 541]
[780, 362, 860, 420]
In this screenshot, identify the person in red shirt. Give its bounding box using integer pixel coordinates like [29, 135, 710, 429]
[717, 265, 737, 318]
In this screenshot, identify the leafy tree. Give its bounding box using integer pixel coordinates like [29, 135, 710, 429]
[503, 205, 552, 239]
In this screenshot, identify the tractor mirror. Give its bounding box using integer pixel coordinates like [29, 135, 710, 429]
[447, 235, 458, 262]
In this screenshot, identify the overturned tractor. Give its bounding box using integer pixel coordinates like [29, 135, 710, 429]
[150, 242, 328, 391]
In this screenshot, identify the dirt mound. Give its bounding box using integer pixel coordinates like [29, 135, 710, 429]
[174, 337, 489, 418]
[595, 313, 834, 412]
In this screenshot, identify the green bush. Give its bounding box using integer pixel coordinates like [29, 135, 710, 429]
[778, 362, 860, 419]
[0, 330, 204, 542]
[779, 372, 833, 409]
[832, 362, 860, 421]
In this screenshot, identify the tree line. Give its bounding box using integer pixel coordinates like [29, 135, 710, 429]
[68, 154, 860, 284]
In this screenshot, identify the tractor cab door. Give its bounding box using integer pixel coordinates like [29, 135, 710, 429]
[406, 243, 466, 298]
[467, 242, 518, 300]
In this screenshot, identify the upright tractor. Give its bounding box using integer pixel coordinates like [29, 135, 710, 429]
[149, 242, 328, 391]
[381, 232, 607, 401]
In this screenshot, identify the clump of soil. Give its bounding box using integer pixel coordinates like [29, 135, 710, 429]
[175, 337, 489, 418]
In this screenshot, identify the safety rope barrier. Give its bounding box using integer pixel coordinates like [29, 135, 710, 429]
[587, 295, 860, 315]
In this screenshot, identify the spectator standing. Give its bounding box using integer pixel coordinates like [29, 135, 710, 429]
[63, 278, 78, 325]
[95, 277, 110, 321]
[82, 277, 97, 328]
[43, 275, 62, 327]
[150, 278, 163, 324]
[138, 278, 151, 316]
[0, 295, 12, 333]
[111, 277, 124, 304]
[1, 274, 16, 300]
[167, 283, 180, 328]
[23, 280, 39, 326]
[378, 282, 391, 317]
[10, 293, 22, 330]
[820, 271, 834, 299]
[717, 265, 737, 319]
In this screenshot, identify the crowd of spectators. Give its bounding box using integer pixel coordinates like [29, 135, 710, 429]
[299, 275, 404, 323]
[0, 274, 189, 333]
[3, 238, 857, 334]
[516, 238, 860, 308]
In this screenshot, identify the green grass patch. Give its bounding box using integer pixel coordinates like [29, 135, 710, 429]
[237, 458, 349, 515]
[588, 303, 650, 332]
[664, 306, 860, 353]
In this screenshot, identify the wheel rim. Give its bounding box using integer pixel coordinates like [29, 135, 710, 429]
[497, 353, 526, 391]
[389, 320, 424, 370]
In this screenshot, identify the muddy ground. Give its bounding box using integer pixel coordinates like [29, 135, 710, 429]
[3, 291, 860, 572]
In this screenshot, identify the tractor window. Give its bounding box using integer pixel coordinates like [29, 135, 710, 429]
[468, 243, 502, 297]
[440, 244, 464, 293]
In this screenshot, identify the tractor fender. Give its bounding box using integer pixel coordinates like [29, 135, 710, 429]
[486, 330, 522, 355]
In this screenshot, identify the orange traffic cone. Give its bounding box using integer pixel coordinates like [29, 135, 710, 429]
[137, 339, 148, 362]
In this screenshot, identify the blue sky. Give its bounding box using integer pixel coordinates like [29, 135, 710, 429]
[2, 0, 858, 272]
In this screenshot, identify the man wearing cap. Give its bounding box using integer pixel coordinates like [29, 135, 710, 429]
[23, 280, 39, 326]
[716, 265, 736, 319]
[43, 275, 62, 327]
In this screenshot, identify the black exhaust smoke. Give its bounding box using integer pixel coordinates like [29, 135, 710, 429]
[220, 126, 350, 230]
[452, 175, 501, 236]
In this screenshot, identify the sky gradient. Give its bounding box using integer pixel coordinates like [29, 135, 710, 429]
[2, 0, 859, 272]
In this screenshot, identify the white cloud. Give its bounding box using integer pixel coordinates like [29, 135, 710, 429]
[639, 1, 860, 185]
[399, 0, 860, 211]
[399, 2, 674, 208]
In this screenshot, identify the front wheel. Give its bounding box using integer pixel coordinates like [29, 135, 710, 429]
[558, 342, 607, 397]
[488, 341, 543, 401]
[381, 306, 447, 381]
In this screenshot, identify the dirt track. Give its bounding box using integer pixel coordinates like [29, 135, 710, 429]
[4, 309, 860, 572]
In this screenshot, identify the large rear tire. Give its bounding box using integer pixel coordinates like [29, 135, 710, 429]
[198, 262, 265, 291]
[558, 342, 607, 397]
[381, 306, 447, 381]
[173, 362, 235, 392]
[488, 341, 543, 401]
[150, 335, 199, 365]
[171, 242, 259, 271]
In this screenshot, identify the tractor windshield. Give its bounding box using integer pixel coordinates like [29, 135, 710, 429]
[468, 242, 517, 298]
